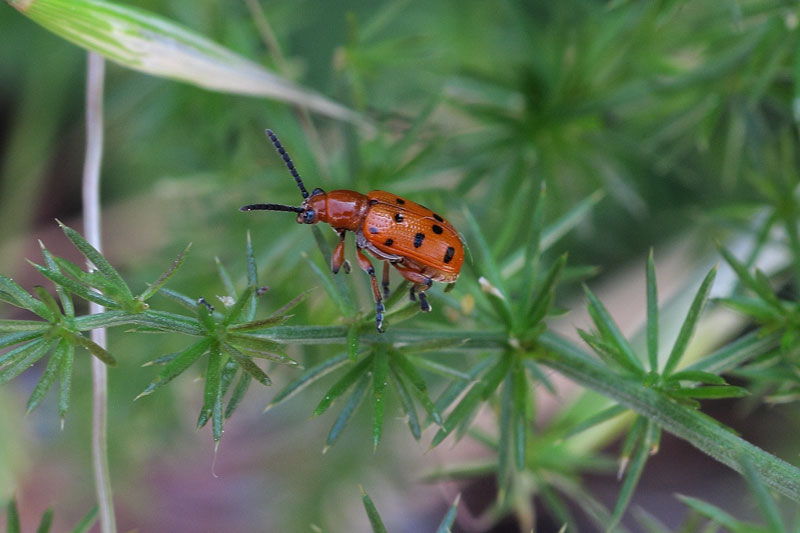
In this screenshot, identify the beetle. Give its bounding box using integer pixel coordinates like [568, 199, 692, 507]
[241, 129, 464, 332]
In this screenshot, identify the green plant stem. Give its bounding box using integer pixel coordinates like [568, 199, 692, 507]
[537, 331, 800, 502]
[256, 327, 511, 347]
[82, 51, 116, 533]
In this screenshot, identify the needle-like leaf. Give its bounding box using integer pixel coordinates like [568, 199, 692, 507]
[0, 274, 53, 319]
[225, 344, 272, 386]
[324, 372, 370, 452]
[35, 507, 53, 533]
[58, 221, 133, 300]
[666, 370, 727, 386]
[72, 333, 117, 366]
[266, 352, 350, 411]
[244, 232, 258, 321]
[26, 339, 67, 413]
[609, 421, 651, 529]
[372, 345, 389, 451]
[739, 455, 787, 533]
[390, 349, 427, 392]
[313, 354, 373, 417]
[432, 353, 511, 446]
[225, 371, 251, 419]
[511, 360, 528, 470]
[197, 344, 222, 434]
[360, 487, 388, 533]
[435, 494, 461, 533]
[6, 497, 20, 533]
[584, 285, 642, 374]
[389, 366, 421, 440]
[347, 324, 360, 362]
[0, 331, 46, 350]
[311, 226, 355, 315]
[663, 267, 717, 376]
[215, 256, 236, 300]
[137, 338, 213, 399]
[138, 243, 191, 302]
[0, 338, 58, 384]
[668, 385, 749, 400]
[32, 263, 119, 309]
[563, 404, 628, 440]
[40, 244, 74, 318]
[646, 249, 659, 372]
[69, 505, 98, 533]
[58, 342, 74, 421]
[32, 286, 60, 320]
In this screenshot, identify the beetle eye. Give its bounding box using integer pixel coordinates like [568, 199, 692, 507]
[311, 187, 325, 197]
[303, 210, 316, 224]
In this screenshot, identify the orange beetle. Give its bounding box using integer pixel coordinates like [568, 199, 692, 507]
[241, 129, 464, 332]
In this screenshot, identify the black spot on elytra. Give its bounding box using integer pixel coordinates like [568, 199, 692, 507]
[443, 246, 455, 264]
[396, 198, 406, 205]
[369, 199, 378, 205]
[394, 213, 404, 223]
[432, 224, 443, 234]
[384, 238, 394, 246]
[369, 227, 379, 234]
[433, 213, 444, 222]
[414, 233, 425, 248]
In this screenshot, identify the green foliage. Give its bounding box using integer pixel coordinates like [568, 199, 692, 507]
[717, 239, 800, 404]
[4, 0, 800, 530]
[359, 488, 461, 533]
[574, 254, 757, 524]
[674, 487, 798, 533]
[3, 497, 97, 533]
[1, 224, 299, 443]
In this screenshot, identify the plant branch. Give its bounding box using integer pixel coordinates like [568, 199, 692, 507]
[537, 331, 800, 502]
[82, 51, 116, 533]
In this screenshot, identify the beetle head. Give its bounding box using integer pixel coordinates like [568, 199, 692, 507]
[296, 187, 326, 224]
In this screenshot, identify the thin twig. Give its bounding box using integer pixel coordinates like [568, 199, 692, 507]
[83, 51, 116, 533]
[243, 0, 331, 180]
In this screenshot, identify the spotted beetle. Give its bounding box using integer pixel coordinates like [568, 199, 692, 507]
[241, 129, 464, 332]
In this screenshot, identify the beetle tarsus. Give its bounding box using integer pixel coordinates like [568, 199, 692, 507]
[418, 291, 431, 312]
[376, 301, 385, 333]
[197, 297, 214, 313]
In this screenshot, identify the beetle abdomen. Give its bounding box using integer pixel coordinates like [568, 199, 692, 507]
[363, 191, 464, 277]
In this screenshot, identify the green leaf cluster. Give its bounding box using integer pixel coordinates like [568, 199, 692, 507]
[0, 225, 296, 443]
[359, 488, 460, 533]
[4, 497, 96, 533]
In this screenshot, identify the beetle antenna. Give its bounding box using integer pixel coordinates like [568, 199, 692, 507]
[265, 129, 309, 200]
[240, 203, 304, 213]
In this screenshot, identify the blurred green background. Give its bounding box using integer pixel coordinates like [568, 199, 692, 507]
[1, 0, 800, 531]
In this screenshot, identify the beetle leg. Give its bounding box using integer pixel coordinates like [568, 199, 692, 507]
[417, 290, 431, 312]
[381, 261, 391, 299]
[394, 266, 433, 312]
[356, 247, 385, 333]
[331, 231, 347, 274]
[197, 297, 214, 313]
